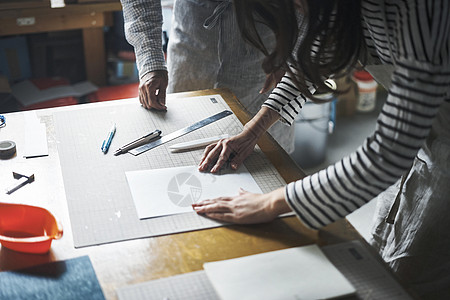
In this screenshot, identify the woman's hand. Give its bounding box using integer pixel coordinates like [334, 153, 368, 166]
[192, 188, 291, 224]
[198, 130, 258, 173]
[198, 107, 282, 173]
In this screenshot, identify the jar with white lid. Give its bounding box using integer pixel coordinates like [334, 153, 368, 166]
[353, 70, 378, 112]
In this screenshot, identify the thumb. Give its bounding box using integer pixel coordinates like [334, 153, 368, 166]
[157, 87, 167, 107]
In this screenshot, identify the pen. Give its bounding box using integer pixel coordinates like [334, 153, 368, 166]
[114, 129, 162, 156]
[101, 123, 116, 154]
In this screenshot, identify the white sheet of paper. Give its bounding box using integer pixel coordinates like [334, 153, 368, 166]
[203, 244, 356, 300]
[71, 81, 99, 97]
[12, 80, 98, 106]
[23, 112, 48, 158]
[126, 165, 262, 219]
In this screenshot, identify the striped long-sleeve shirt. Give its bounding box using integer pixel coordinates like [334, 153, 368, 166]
[265, 0, 450, 229]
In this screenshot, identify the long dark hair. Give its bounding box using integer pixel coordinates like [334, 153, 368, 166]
[233, 0, 365, 99]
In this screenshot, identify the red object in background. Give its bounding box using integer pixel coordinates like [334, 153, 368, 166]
[30, 77, 69, 89]
[20, 77, 78, 111]
[87, 82, 139, 102]
[352, 70, 375, 82]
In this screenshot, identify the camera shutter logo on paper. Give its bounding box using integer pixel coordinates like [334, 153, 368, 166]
[167, 173, 202, 207]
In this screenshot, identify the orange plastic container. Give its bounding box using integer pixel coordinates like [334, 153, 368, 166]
[0, 203, 63, 254]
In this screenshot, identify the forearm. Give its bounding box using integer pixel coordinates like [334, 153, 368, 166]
[266, 187, 292, 217]
[242, 107, 281, 141]
[120, 0, 166, 77]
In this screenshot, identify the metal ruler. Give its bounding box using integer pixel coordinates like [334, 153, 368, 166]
[129, 110, 233, 156]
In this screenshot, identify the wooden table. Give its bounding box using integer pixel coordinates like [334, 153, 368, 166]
[0, 1, 123, 86]
[0, 88, 363, 299]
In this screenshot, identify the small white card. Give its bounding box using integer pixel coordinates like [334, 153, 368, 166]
[126, 165, 262, 219]
[23, 112, 48, 158]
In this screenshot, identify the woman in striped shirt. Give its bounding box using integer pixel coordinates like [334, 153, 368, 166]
[193, 0, 450, 297]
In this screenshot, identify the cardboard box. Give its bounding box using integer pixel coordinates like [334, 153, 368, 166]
[108, 59, 138, 79]
[107, 55, 139, 85]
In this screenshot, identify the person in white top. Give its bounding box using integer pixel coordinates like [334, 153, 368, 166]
[120, 0, 296, 153]
[193, 0, 450, 297]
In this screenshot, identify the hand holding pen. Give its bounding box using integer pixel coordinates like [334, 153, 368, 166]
[101, 123, 116, 154]
[114, 129, 162, 156]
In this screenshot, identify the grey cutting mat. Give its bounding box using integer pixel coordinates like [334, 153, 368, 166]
[117, 271, 219, 300]
[54, 95, 286, 247]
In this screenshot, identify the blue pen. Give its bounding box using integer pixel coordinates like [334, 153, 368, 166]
[101, 123, 116, 154]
